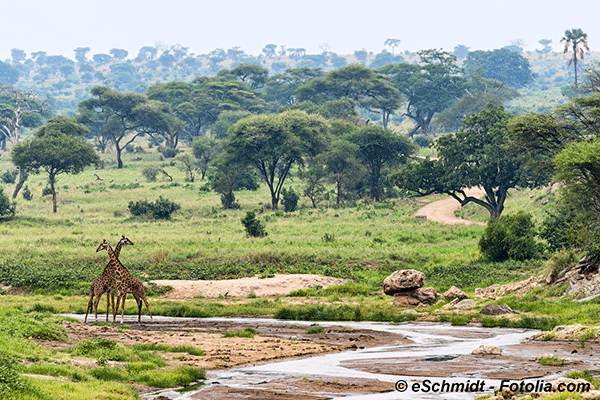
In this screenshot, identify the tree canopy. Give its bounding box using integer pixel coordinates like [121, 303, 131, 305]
[392, 105, 529, 219]
[225, 110, 329, 209]
[464, 48, 533, 88]
[379, 49, 465, 136]
[11, 116, 99, 213]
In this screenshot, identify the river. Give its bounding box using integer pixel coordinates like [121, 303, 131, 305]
[145, 318, 554, 400]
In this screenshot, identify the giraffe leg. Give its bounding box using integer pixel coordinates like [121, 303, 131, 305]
[110, 288, 116, 321]
[105, 289, 110, 322]
[84, 289, 94, 323]
[142, 297, 153, 322]
[113, 292, 121, 323]
[120, 294, 127, 324]
[93, 292, 103, 322]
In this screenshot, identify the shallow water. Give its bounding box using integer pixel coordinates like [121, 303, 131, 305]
[142, 318, 539, 400]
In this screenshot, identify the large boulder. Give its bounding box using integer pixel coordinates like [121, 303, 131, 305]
[480, 304, 519, 316]
[393, 287, 439, 308]
[443, 286, 468, 300]
[383, 269, 424, 296]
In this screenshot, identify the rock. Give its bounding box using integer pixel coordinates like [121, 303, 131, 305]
[383, 269, 424, 296]
[480, 304, 519, 315]
[552, 323, 587, 335]
[581, 390, 600, 399]
[443, 286, 468, 300]
[472, 345, 501, 355]
[442, 298, 460, 309]
[549, 377, 594, 392]
[454, 299, 477, 310]
[393, 287, 439, 308]
[402, 309, 418, 314]
[474, 284, 499, 299]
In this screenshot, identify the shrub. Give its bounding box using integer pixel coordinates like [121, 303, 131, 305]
[128, 197, 181, 220]
[241, 211, 267, 237]
[220, 192, 240, 209]
[0, 187, 16, 221]
[22, 185, 33, 201]
[0, 170, 16, 184]
[414, 135, 431, 148]
[142, 166, 160, 182]
[479, 210, 541, 262]
[281, 188, 299, 212]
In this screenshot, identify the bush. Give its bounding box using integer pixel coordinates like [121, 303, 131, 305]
[220, 192, 240, 209]
[142, 166, 160, 182]
[414, 135, 431, 148]
[241, 211, 267, 237]
[0, 170, 16, 184]
[22, 185, 33, 201]
[479, 211, 541, 262]
[128, 197, 181, 220]
[281, 188, 299, 212]
[0, 188, 16, 221]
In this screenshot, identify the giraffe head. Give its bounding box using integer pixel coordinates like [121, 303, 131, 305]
[119, 236, 133, 247]
[96, 239, 110, 253]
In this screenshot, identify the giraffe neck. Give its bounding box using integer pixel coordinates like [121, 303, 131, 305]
[107, 245, 131, 280]
[114, 241, 123, 258]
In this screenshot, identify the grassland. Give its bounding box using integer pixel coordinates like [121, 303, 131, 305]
[0, 143, 598, 399]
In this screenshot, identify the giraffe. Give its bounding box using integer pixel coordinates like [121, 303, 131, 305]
[98, 237, 153, 323]
[84, 237, 131, 323]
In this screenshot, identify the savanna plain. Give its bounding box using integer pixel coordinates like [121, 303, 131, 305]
[0, 146, 598, 400]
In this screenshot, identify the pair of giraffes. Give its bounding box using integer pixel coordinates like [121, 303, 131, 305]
[84, 236, 153, 324]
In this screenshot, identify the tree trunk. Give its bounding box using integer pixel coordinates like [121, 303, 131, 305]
[49, 174, 57, 213]
[11, 169, 28, 199]
[116, 147, 123, 169]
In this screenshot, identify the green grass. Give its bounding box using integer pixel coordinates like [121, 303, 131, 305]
[222, 327, 257, 338]
[538, 356, 565, 366]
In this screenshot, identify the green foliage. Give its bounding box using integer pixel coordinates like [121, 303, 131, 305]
[281, 187, 299, 212]
[241, 211, 267, 237]
[0, 170, 16, 184]
[222, 327, 257, 338]
[394, 105, 525, 219]
[479, 211, 541, 262]
[464, 48, 533, 88]
[128, 196, 181, 219]
[306, 325, 325, 334]
[22, 185, 33, 201]
[0, 350, 43, 400]
[142, 166, 159, 182]
[0, 187, 16, 221]
[538, 356, 564, 366]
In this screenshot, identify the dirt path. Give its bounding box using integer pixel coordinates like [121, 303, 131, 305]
[415, 188, 486, 225]
[152, 274, 348, 299]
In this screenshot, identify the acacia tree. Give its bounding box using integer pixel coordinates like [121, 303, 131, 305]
[78, 86, 148, 168]
[392, 105, 529, 220]
[561, 28, 590, 87]
[225, 110, 329, 209]
[348, 125, 415, 201]
[0, 86, 48, 148]
[297, 64, 402, 127]
[379, 49, 465, 136]
[11, 116, 99, 213]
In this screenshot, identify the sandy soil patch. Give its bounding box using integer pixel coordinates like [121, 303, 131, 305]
[151, 274, 348, 299]
[415, 188, 486, 225]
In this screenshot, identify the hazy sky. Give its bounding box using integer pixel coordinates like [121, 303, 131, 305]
[1, 0, 599, 61]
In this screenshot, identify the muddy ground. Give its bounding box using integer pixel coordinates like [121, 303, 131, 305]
[49, 316, 409, 399]
[47, 317, 600, 400]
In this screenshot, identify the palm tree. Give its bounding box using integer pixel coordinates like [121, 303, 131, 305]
[561, 28, 590, 87]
